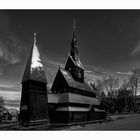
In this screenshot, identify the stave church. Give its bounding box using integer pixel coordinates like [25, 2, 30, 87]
[19, 22, 106, 126]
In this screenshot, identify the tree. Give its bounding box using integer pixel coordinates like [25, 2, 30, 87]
[94, 79, 106, 100]
[94, 79, 104, 94]
[102, 75, 119, 98]
[0, 96, 5, 113]
[101, 76, 119, 113]
[119, 80, 132, 111]
[128, 68, 140, 110]
[0, 96, 5, 123]
[93, 77, 118, 113]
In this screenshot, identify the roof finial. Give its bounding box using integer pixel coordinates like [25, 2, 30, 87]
[58, 65, 61, 69]
[73, 19, 76, 35]
[34, 33, 37, 45]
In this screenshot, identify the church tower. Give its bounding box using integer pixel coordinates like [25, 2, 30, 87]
[65, 20, 84, 83]
[20, 33, 49, 126]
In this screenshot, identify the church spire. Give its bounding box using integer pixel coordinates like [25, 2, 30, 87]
[65, 20, 84, 83]
[69, 20, 84, 69]
[72, 19, 78, 44]
[21, 33, 47, 83]
[70, 19, 79, 61]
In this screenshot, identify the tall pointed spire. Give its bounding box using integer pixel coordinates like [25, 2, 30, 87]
[70, 19, 79, 61]
[69, 19, 84, 69]
[21, 33, 47, 83]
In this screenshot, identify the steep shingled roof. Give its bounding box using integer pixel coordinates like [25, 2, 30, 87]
[60, 68, 95, 93]
[21, 33, 47, 83]
[68, 53, 84, 70]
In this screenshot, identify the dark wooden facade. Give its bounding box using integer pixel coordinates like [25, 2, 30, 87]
[20, 80, 49, 125]
[19, 34, 49, 126]
[48, 100, 106, 123]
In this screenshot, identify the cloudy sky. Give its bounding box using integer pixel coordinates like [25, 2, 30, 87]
[1, 10, 140, 107]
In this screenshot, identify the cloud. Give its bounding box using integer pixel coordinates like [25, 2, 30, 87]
[0, 34, 22, 64]
[5, 99, 20, 109]
[85, 71, 103, 84]
[84, 64, 102, 72]
[43, 58, 65, 69]
[116, 71, 132, 75]
[0, 69, 3, 76]
[0, 90, 20, 100]
[130, 42, 140, 56]
[85, 70, 93, 73]
[0, 81, 20, 101]
[0, 11, 26, 65]
[0, 83, 17, 89]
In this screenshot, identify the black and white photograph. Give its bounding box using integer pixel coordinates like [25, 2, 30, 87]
[1, 6, 140, 132]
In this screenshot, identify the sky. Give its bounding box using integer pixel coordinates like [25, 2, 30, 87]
[1, 10, 140, 108]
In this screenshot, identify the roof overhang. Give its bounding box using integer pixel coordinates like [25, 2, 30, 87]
[56, 106, 90, 112]
[58, 92, 100, 105]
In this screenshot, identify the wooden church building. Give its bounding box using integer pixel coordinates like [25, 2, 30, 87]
[49, 22, 106, 123]
[19, 23, 106, 126]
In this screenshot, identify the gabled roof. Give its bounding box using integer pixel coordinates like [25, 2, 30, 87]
[21, 33, 47, 83]
[60, 68, 94, 93]
[68, 53, 84, 70]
